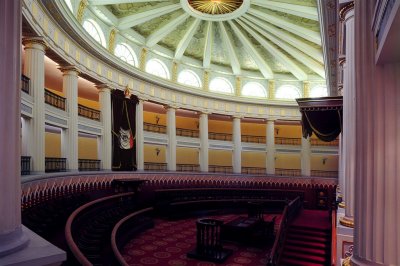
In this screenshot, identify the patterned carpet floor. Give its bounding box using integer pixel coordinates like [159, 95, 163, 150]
[121, 214, 281, 266]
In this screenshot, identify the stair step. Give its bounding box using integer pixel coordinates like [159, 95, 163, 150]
[291, 225, 330, 233]
[280, 257, 325, 266]
[282, 250, 327, 264]
[289, 227, 330, 237]
[287, 233, 329, 243]
[286, 239, 328, 249]
[284, 244, 327, 256]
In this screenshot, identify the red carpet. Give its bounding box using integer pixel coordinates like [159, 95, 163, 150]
[280, 210, 331, 266]
[121, 214, 281, 266]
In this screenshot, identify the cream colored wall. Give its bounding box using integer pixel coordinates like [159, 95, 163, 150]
[78, 136, 98, 159]
[241, 123, 266, 136]
[176, 116, 198, 130]
[242, 152, 266, 168]
[311, 155, 338, 171]
[45, 132, 61, 157]
[176, 147, 199, 164]
[209, 149, 232, 166]
[143, 111, 167, 126]
[208, 120, 232, 134]
[275, 153, 301, 169]
[275, 124, 302, 138]
[144, 144, 166, 163]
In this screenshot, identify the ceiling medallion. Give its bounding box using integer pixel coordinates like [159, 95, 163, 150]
[188, 0, 244, 15]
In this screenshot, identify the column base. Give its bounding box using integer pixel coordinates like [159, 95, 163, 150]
[339, 216, 354, 228]
[0, 226, 29, 257]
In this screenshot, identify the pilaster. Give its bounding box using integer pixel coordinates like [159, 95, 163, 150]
[199, 112, 209, 172]
[266, 119, 275, 175]
[232, 116, 242, 173]
[268, 79, 275, 100]
[301, 136, 311, 176]
[97, 84, 112, 170]
[166, 105, 177, 171]
[136, 97, 145, 171]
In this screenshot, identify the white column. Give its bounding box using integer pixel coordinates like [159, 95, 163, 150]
[166, 106, 176, 171]
[232, 116, 242, 173]
[340, 6, 355, 226]
[301, 136, 311, 176]
[338, 133, 345, 203]
[199, 112, 209, 172]
[136, 98, 144, 171]
[266, 120, 275, 175]
[22, 37, 46, 173]
[60, 66, 79, 171]
[352, 2, 400, 265]
[0, 0, 29, 256]
[21, 117, 32, 157]
[97, 84, 112, 170]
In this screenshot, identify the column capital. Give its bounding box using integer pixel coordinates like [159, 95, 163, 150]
[137, 95, 148, 102]
[22, 37, 47, 51]
[58, 65, 80, 76]
[232, 114, 243, 120]
[96, 83, 112, 93]
[266, 119, 276, 124]
[164, 104, 179, 111]
[339, 1, 354, 21]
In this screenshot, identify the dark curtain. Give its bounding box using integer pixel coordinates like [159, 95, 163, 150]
[111, 90, 138, 171]
[297, 97, 343, 142]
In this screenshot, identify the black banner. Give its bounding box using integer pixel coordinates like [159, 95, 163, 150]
[111, 89, 138, 171]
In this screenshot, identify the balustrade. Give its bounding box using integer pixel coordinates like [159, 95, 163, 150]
[21, 156, 31, 175]
[176, 164, 200, 172]
[275, 137, 301, 145]
[78, 104, 100, 121]
[208, 132, 232, 141]
[45, 89, 66, 110]
[78, 159, 101, 171]
[310, 138, 339, 146]
[241, 135, 266, 143]
[241, 167, 266, 175]
[45, 157, 67, 173]
[176, 128, 199, 138]
[275, 168, 301, 176]
[209, 165, 233, 173]
[143, 122, 167, 134]
[21, 74, 30, 94]
[310, 170, 338, 178]
[144, 162, 167, 171]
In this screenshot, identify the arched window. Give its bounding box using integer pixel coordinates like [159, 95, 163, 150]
[145, 59, 170, 79]
[275, 85, 301, 100]
[242, 82, 267, 97]
[65, 0, 73, 12]
[310, 85, 328, 97]
[177, 69, 202, 88]
[209, 77, 233, 94]
[114, 43, 138, 66]
[82, 19, 106, 47]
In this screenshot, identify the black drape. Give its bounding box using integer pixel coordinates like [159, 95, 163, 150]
[296, 96, 343, 142]
[111, 90, 138, 171]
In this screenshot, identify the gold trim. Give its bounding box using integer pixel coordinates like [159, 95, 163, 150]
[59, 65, 80, 75]
[139, 47, 147, 71]
[22, 37, 47, 49]
[108, 28, 117, 53]
[339, 216, 354, 228]
[338, 201, 345, 208]
[171, 61, 178, 82]
[342, 256, 352, 266]
[339, 1, 354, 21]
[188, 0, 243, 15]
[77, 0, 88, 24]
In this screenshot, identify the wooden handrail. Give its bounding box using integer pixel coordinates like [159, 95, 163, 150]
[65, 192, 134, 266]
[78, 104, 101, 121]
[44, 89, 66, 110]
[241, 134, 266, 143]
[111, 207, 154, 266]
[275, 137, 301, 145]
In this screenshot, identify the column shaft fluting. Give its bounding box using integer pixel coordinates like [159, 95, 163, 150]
[23, 37, 46, 173]
[98, 85, 112, 170]
[60, 66, 79, 171]
[0, 0, 29, 256]
[199, 113, 209, 172]
[166, 107, 176, 171]
[232, 117, 242, 173]
[136, 99, 144, 170]
[266, 120, 275, 175]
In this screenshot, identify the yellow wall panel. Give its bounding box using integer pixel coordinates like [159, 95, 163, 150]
[275, 154, 301, 169]
[209, 149, 232, 166]
[144, 144, 166, 163]
[78, 136, 98, 159]
[241, 152, 266, 168]
[176, 147, 198, 164]
[45, 132, 61, 157]
[208, 120, 232, 134]
[311, 155, 339, 171]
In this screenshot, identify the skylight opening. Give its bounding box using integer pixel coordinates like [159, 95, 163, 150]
[242, 82, 267, 98]
[209, 77, 234, 94]
[275, 85, 301, 100]
[178, 69, 202, 88]
[310, 85, 328, 97]
[82, 19, 106, 48]
[145, 59, 170, 79]
[114, 43, 138, 67]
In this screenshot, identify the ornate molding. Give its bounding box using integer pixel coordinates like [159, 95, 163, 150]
[339, 1, 355, 21]
[22, 36, 47, 50]
[59, 65, 80, 76]
[77, 0, 88, 24]
[108, 28, 117, 53]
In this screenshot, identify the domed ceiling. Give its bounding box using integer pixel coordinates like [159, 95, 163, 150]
[89, 0, 325, 80]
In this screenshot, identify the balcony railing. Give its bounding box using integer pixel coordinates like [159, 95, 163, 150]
[45, 157, 67, 173]
[275, 168, 301, 177]
[21, 75, 30, 94]
[21, 156, 31, 175]
[144, 162, 167, 171]
[310, 138, 339, 146]
[311, 170, 338, 178]
[208, 132, 232, 141]
[275, 137, 301, 145]
[176, 128, 199, 138]
[45, 89, 66, 110]
[241, 135, 266, 143]
[78, 104, 101, 121]
[241, 167, 266, 175]
[209, 165, 233, 173]
[78, 159, 101, 171]
[144, 123, 167, 134]
[176, 164, 200, 172]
